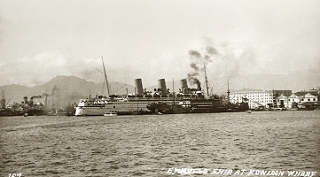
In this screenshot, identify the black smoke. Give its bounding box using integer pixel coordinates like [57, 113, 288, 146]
[30, 95, 42, 99]
[188, 73, 201, 90]
[187, 46, 219, 90]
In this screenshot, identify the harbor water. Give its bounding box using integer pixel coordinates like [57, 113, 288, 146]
[1, 111, 319, 176]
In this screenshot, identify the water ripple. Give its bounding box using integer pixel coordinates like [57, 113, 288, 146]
[1, 111, 319, 176]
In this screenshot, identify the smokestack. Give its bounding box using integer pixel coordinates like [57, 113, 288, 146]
[187, 73, 201, 91]
[180, 79, 188, 94]
[196, 79, 201, 91]
[158, 79, 167, 97]
[0, 99, 4, 109]
[135, 78, 144, 97]
[1, 90, 5, 109]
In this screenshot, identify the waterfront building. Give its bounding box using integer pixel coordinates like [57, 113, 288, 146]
[272, 90, 292, 108]
[230, 89, 296, 109]
[230, 89, 319, 110]
[288, 93, 300, 108]
[294, 89, 319, 109]
[230, 90, 274, 109]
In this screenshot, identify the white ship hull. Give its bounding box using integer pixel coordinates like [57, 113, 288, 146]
[75, 101, 152, 116]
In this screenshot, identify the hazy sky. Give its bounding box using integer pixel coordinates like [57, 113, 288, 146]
[1, 0, 320, 90]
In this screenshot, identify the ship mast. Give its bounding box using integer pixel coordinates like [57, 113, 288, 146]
[45, 90, 48, 108]
[204, 63, 210, 97]
[101, 56, 110, 97]
[227, 80, 230, 105]
[173, 78, 175, 105]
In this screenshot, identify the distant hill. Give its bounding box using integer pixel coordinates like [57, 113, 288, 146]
[0, 75, 135, 107]
[231, 88, 264, 92]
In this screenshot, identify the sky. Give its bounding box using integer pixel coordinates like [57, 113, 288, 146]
[1, 0, 320, 91]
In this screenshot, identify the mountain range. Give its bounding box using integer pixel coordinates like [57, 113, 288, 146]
[0, 75, 135, 107]
[1, 70, 319, 107]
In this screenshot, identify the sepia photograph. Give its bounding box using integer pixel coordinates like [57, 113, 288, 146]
[0, 0, 319, 176]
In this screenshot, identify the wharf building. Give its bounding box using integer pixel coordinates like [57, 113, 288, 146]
[230, 89, 319, 109]
[272, 89, 319, 109]
[230, 90, 274, 109]
[288, 90, 319, 109]
[272, 90, 292, 108]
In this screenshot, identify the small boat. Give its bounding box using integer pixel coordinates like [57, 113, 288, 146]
[273, 108, 284, 111]
[103, 112, 117, 117]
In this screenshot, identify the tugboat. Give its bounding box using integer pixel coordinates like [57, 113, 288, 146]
[22, 96, 47, 116]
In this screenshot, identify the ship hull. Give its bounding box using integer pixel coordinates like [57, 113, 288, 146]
[75, 101, 153, 116]
[146, 99, 248, 114]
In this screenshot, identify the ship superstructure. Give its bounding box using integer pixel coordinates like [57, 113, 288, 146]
[75, 78, 176, 116]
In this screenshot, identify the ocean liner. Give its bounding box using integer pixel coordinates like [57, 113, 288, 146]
[74, 78, 177, 116]
[75, 58, 173, 116]
[75, 58, 248, 116]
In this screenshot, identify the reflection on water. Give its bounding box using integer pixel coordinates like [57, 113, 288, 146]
[1, 111, 319, 176]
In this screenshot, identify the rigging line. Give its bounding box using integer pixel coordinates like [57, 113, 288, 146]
[112, 83, 128, 94]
